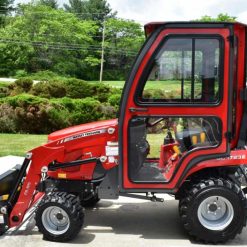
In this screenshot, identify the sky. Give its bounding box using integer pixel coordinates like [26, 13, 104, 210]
[15, 0, 247, 25]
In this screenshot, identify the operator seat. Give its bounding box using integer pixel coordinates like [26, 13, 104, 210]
[202, 118, 221, 145]
[176, 118, 221, 152]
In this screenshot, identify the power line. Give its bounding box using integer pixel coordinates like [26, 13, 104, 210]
[0, 39, 138, 56]
[0, 38, 138, 54]
[36, 33, 104, 39]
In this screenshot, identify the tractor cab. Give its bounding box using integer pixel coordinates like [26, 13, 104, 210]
[119, 22, 246, 191]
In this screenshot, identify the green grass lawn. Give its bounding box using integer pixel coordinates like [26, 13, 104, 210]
[90, 80, 203, 98]
[147, 133, 164, 158]
[0, 133, 163, 158]
[102, 81, 125, 88]
[89, 81, 125, 89]
[91, 80, 186, 90]
[0, 134, 47, 157]
[0, 82, 11, 89]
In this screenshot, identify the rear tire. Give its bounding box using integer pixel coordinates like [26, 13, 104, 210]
[179, 178, 246, 243]
[36, 192, 84, 242]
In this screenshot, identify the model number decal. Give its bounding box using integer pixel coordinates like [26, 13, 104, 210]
[217, 155, 246, 161]
[60, 129, 107, 143]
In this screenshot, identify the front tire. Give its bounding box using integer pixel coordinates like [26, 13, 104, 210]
[36, 192, 84, 242]
[179, 178, 246, 243]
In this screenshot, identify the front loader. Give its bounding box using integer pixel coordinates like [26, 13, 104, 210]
[1, 21, 247, 243]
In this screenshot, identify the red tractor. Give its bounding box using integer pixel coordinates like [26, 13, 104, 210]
[1, 21, 247, 243]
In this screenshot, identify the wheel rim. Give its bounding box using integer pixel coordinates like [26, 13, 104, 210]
[41, 206, 70, 235]
[197, 196, 234, 231]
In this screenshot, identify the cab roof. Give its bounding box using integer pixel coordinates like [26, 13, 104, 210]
[144, 21, 247, 37]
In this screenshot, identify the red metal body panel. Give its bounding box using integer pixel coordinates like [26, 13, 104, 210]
[230, 23, 246, 148]
[48, 119, 118, 141]
[185, 149, 247, 181]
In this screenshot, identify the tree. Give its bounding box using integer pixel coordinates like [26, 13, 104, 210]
[64, 0, 116, 23]
[39, 0, 58, 9]
[103, 18, 145, 80]
[0, 4, 100, 78]
[0, 0, 14, 26]
[196, 13, 237, 22]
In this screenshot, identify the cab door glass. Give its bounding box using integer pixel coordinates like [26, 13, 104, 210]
[128, 117, 221, 183]
[140, 37, 221, 104]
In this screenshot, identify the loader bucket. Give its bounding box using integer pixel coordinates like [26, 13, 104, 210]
[0, 164, 21, 199]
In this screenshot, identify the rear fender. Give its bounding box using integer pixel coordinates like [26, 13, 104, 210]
[179, 149, 247, 187]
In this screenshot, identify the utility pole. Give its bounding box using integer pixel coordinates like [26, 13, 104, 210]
[99, 20, 105, 83]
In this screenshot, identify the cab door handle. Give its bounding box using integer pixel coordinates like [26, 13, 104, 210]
[129, 107, 148, 113]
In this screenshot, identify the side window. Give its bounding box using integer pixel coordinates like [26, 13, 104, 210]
[128, 117, 222, 183]
[140, 37, 221, 104]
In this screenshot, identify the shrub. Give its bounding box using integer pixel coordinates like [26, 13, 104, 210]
[64, 79, 91, 99]
[0, 94, 70, 133]
[15, 70, 28, 78]
[0, 104, 17, 133]
[53, 97, 103, 125]
[90, 83, 111, 102]
[8, 78, 33, 95]
[2, 94, 48, 108]
[14, 78, 33, 92]
[0, 93, 119, 134]
[0, 87, 9, 98]
[31, 80, 67, 98]
[108, 94, 121, 107]
[99, 104, 117, 119]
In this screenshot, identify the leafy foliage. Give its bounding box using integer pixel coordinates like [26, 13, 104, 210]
[0, 4, 98, 78]
[0, 93, 117, 133]
[64, 79, 92, 98]
[0, 1, 144, 80]
[0, 0, 14, 26]
[103, 18, 144, 80]
[31, 81, 67, 98]
[64, 0, 116, 23]
[38, 0, 58, 9]
[8, 78, 33, 95]
[195, 13, 237, 22]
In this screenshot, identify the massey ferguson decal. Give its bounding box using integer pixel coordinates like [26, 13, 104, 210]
[57, 129, 107, 144]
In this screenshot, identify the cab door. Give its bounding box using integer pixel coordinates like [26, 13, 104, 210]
[118, 24, 233, 191]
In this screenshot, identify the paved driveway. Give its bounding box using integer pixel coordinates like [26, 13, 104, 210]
[1, 195, 247, 247]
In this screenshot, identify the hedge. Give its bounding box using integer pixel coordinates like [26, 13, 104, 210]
[0, 77, 123, 134]
[0, 94, 117, 134]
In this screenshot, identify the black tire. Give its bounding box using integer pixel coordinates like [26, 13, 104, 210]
[179, 178, 247, 244]
[36, 192, 84, 242]
[0, 226, 7, 236]
[81, 193, 100, 207]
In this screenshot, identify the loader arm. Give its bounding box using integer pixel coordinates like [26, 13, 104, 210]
[9, 145, 65, 227]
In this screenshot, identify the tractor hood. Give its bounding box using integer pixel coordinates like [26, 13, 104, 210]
[48, 119, 118, 142]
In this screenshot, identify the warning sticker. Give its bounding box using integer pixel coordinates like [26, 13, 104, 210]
[106, 146, 119, 156]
